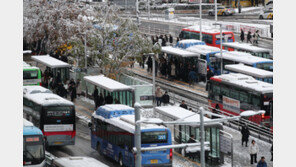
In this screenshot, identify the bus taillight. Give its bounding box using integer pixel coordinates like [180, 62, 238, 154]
[169, 149, 173, 161]
[262, 114, 265, 119]
[39, 82, 42, 86]
[207, 66, 209, 72]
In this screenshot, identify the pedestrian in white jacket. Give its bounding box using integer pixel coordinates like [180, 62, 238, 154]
[249, 140, 259, 164]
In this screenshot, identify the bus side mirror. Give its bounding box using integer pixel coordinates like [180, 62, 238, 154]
[88, 122, 92, 128]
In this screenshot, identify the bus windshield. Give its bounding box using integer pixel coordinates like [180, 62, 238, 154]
[256, 62, 273, 72]
[23, 136, 45, 165]
[141, 131, 168, 144]
[23, 70, 38, 80]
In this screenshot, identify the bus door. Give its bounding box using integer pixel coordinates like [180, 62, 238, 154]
[198, 56, 207, 82]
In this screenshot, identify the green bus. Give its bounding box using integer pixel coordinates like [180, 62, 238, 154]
[23, 61, 42, 86]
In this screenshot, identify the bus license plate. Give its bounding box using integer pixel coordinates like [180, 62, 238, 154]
[54, 142, 63, 145]
[150, 160, 158, 164]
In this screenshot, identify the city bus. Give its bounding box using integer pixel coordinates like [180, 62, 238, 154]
[223, 42, 273, 59]
[214, 51, 273, 72]
[89, 104, 173, 167]
[179, 25, 235, 49]
[23, 86, 76, 146]
[207, 73, 273, 128]
[225, 64, 273, 84]
[23, 119, 46, 167]
[23, 61, 42, 86]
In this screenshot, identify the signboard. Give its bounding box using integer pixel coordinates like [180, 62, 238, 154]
[223, 96, 240, 113]
[140, 95, 154, 101]
[220, 134, 231, 154]
[44, 124, 73, 132]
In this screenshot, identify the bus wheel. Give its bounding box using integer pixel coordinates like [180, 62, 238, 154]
[119, 154, 124, 167]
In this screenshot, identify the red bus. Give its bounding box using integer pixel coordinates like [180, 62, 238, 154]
[206, 73, 273, 128]
[180, 25, 235, 49]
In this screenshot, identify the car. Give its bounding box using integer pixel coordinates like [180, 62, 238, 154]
[208, 6, 235, 16]
[259, 9, 273, 19]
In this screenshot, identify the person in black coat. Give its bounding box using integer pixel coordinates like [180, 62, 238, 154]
[98, 93, 105, 107]
[270, 144, 273, 161]
[247, 31, 252, 43]
[255, 0, 258, 7]
[240, 29, 245, 42]
[169, 35, 173, 44]
[241, 124, 250, 147]
[147, 56, 152, 73]
[93, 87, 99, 109]
[162, 91, 170, 106]
[180, 100, 188, 109]
[187, 135, 195, 143]
[105, 93, 113, 104]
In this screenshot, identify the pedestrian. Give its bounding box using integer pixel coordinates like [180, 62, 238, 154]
[105, 93, 113, 104]
[251, 0, 254, 6]
[151, 36, 155, 44]
[254, 30, 260, 45]
[147, 56, 152, 73]
[170, 62, 176, 80]
[162, 91, 170, 106]
[234, 0, 237, 7]
[270, 24, 273, 38]
[62, 80, 68, 98]
[188, 68, 198, 86]
[158, 35, 163, 45]
[255, 0, 258, 7]
[240, 29, 245, 42]
[76, 79, 81, 97]
[249, 140, 259, 165]
[169, 35, 173, 44]
[180, 100, 188, 109]
[176, 37, 180, 43]
[270, 144, 273, 161]
[187, 135, 195, 143]
[257, 157, 267, 167]
[93, 86, 99, 109]
[99, 93, 105, 106]
[115, 99, 120, 104]
[70, 83, 77, 103]
[241, 124, 250, 147]
[155, 87, 163, 106]
[247, 31, 252, 44]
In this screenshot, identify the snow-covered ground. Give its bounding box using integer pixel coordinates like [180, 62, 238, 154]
[234, 6, 263, 13]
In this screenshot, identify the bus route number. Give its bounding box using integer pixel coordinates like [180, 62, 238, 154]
[158, 135, 166, 140]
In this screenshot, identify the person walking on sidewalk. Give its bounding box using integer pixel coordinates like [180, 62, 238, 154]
[93, 86, 99, 109]
[247, 31, 252, 44]
[257, 157, 267, 167]
[253, 30, 260, 45]
[162, 91, 170, 106]
[169, 35, 173, 45]
[241, 124, 250, 147]
[270, 144, 273, 161]
[249, 140, 259, 165]
[240, 29, 245, 42]
[155, 87, 163, 106]
[180, 100, 188, 109]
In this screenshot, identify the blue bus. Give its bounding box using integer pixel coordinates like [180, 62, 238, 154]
[89, 104, 172, 167]
[23, 119, 46, 167]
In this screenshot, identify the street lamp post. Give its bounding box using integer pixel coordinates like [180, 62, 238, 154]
[199, 107, 205, 167]
[199, 0, 202, 41]
[84, 33, 87, 69]
[215, 0, 217, 22]
[213, 23, 223, 74]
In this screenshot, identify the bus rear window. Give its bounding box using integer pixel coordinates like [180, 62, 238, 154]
[46, 106, 73, 117]
[141, 131, 168, 144]
[23, 70, 38, 79]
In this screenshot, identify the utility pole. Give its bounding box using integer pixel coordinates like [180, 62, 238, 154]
[148, 0, 150, 20]
[215, 0, 217, 22]
[84, 33, 87, 69]
[134, 103, 141, 167]
[152, 53, 156, 114]
[136, 0, 140, 25]
[199, 107, 205, 167]
[199, 0, 202, 41]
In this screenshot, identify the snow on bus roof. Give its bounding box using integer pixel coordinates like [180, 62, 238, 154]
[23, 86, 73, 106]
[214, 51, 273, 65]
[32, 55, 71, 68]
[23, 118, 34, 127]
[161, 46, 199, 57]
[100, 104, 134, 112]
[211, 73, 273, 93]
[225, 64, 273, 78]
[183, 25, 233, 34]
[155, 106, 223, 128]
[186, 45, 222, 55]
[93, 112, 167, 134]
[84, 75, 134, 92]
[177, 39, 203, 44]
[53, 157, 109, 167]
[223, 42, 271, 53]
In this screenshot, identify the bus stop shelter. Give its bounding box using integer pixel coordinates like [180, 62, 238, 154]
[118, 74, 153, 108]
[84, 75, 135, 107]
[32, 55, 71, 82]
[155, 106, 224, 165]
